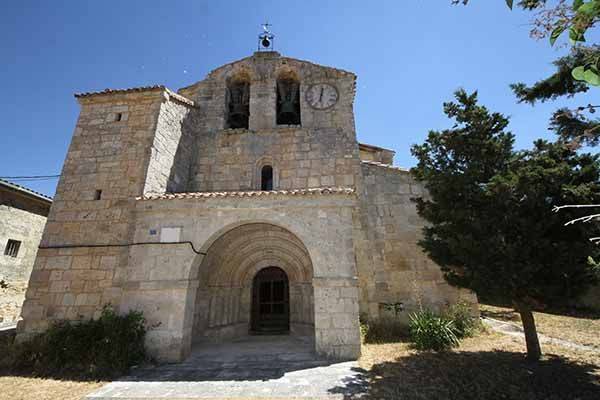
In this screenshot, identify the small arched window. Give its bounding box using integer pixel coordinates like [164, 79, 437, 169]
[261, 166, 273, 191]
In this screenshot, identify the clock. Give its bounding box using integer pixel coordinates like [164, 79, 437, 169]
[305, 83, 338, 110]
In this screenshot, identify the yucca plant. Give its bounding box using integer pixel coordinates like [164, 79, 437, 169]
[409, 310, 459, 351]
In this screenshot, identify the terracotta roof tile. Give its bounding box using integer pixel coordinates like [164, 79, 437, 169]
[137, 187, 355, 201]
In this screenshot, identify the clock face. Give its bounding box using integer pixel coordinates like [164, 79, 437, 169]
[305, 83, 338, 110]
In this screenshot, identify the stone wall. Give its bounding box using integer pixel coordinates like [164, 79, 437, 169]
[0, 281, 27, 325]
[17, 88, 197, 338]
[358, 144, 395, 165]
[143, 97, 200, 193]
[0, 205, 47, 282]
[179, 51, 362, 193]
[16, 52, 477, 362]
[122, 191, 361, 361]
[192, 128, 358, 191]
[355, 162, 477, 322]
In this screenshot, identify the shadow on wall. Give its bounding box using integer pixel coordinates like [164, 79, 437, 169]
[150, 100, 202, 194]
[328, 350, 600, 400]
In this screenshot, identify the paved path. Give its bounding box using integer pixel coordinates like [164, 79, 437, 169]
[85, 336, 368, 399]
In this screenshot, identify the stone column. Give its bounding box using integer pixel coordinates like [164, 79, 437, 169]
[313, 277, 361, 360]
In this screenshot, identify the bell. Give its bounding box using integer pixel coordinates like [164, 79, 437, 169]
[261, 37, 271, 48]
[278, 100, 299, 125]
[228, 102, 249, 129]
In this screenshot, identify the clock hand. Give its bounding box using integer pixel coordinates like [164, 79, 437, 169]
[319, 87, 324, 103]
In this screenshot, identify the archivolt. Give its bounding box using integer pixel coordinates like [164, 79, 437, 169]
[198, 223, 313, 287]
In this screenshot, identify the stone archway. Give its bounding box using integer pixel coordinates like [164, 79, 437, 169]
[191, 223, 314, 344]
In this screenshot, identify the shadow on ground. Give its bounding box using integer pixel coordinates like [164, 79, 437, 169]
[480, 308, 521, 322]
[328, 350, 600, 400]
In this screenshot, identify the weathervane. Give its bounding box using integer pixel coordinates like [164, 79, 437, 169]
[258, 22, 275, 51]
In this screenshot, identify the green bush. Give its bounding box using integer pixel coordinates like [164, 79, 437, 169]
[360, 317, 408, 344]
[409, 310, 459, 351]
[443, 301, 479, 338]
[8, 305, 146, 379]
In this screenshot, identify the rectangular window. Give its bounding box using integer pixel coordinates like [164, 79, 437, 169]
[94, 189, 102, 200]
[4, 239, 21, 257]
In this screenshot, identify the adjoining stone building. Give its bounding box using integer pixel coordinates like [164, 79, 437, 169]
[0, 179, 52, 324]
[17, 51, 476, 361]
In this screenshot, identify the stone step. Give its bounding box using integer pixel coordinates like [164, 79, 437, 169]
[85, 360, 365, 400]
[127, 361, 332, 381]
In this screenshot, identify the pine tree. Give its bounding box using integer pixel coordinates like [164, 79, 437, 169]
[411, 90, 600, 360]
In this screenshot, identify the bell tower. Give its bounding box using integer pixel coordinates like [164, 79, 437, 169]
[276, 72, 301, 125]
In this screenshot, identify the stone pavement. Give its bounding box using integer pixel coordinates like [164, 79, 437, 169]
[85, 335, 369, 399]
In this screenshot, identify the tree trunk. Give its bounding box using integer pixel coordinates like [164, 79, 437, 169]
[514, 301, 542, 361]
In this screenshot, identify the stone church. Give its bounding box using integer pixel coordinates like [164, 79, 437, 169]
[17, 50, 475, 362]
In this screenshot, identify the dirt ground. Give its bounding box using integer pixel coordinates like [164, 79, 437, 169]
[480, 303, 600, 349]
[0, 319, 598, 399]
[0, 377, 104, 400]
[360, 331, 600, 400]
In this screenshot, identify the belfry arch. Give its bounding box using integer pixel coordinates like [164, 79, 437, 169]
[191, 223, 314, 343]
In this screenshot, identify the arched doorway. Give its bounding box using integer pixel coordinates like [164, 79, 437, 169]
[192, 223, 314, 344]
[251, 267, 289, 333]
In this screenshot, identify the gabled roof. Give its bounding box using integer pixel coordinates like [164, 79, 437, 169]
[178, 51, 357, 96]
[0, 178, 53, 204]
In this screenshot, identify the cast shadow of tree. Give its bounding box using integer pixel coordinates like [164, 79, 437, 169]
[328, 350, 600, 400]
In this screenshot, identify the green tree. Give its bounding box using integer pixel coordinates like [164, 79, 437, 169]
[411, 90, 600, 360]
[454, 1, 600, 147]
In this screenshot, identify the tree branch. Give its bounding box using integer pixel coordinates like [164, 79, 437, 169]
[552, 204, 600, 212]
[565, 214, 600, 226]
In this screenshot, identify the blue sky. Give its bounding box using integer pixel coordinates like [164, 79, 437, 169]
[1, 1, 596, 197]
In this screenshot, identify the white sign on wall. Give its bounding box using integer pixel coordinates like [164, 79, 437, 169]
[160, 227, 181, 243]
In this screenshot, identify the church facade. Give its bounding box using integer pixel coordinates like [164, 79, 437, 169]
[17, 51, 475, 361]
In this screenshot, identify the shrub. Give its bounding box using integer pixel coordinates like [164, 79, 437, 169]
[9, 305, 146, 379]
[444, 301, 479, 338]
[409, 310, 459, 351]
[360, 317, 408, 343]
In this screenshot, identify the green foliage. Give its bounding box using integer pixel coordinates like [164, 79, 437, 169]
[510, 47, 594, 104]
[5, 305, 146, 379]
[411, 90, 600, 313]
[443, 301, 479, 338]
[550, 107, 600, 148]
[360, 317, 409, 344]
[409, 310, 459, 351]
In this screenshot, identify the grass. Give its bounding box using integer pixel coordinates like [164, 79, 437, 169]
[480, 303, 600, 349]
[358, 331, 600, 400]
